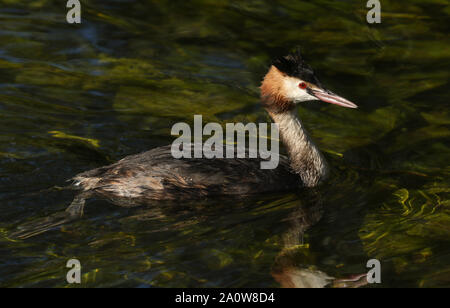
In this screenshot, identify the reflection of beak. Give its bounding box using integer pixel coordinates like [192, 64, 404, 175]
[309, 88, 358, 109]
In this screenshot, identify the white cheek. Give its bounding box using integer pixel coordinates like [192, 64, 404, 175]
[283, 78, 316, 103]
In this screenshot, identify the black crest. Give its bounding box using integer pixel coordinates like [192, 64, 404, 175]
[272, 47, 322, 86]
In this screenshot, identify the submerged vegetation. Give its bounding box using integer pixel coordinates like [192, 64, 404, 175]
[0, 0, 448, 287]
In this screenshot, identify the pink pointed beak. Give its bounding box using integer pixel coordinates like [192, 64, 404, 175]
[310, 88, 358, 109]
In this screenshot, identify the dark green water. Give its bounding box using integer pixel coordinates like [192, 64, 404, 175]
[0, 0, 449, 287]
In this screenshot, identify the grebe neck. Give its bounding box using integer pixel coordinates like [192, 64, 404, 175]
[267, 108, 328, 187]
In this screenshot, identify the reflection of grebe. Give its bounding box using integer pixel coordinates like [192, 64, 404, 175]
[11, 49, 357, 239]
[271, 191, 367, 288]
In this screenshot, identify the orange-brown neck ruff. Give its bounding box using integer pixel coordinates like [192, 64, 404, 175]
[260, 66, 295, 113]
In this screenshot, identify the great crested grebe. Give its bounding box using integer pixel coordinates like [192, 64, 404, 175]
[11, 49, 357, 239]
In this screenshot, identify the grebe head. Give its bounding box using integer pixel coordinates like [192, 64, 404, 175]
[261, 48, 357, 113]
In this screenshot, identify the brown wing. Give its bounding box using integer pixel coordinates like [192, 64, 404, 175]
[72, 145, 300, 200]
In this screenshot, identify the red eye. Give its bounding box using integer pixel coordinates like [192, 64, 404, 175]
[299, 82, 307, 89]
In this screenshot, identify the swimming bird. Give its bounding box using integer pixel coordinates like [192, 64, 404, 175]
[11, 48, 357, 239]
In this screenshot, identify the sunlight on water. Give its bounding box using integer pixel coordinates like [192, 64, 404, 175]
[0, 0, 448, 287]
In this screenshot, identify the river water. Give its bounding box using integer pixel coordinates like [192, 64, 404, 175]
[0, 0, 448, 287]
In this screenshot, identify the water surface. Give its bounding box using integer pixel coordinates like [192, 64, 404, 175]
[0, 0, 449, 287]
